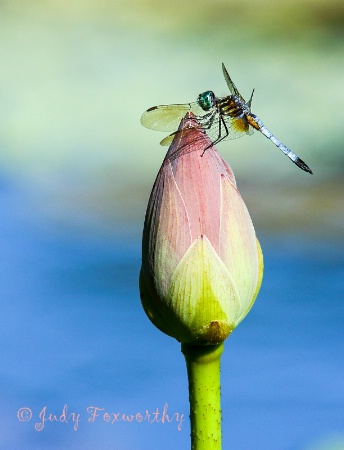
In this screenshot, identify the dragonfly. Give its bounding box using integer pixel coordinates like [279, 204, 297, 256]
[141, 63, 312, 174]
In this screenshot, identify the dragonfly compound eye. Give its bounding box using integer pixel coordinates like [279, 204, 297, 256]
[198, 91, 215, 111]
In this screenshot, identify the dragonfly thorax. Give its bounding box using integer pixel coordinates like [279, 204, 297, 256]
[217, 95, 246, 118]
[197, 91, 216, 111]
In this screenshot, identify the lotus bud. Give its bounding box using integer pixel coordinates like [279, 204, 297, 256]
[140, 114, 263, 345]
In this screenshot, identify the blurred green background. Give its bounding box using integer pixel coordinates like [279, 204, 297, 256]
[0, 0, 343, 238]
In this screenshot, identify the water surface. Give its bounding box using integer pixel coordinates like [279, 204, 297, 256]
[0, 182, 343, 450]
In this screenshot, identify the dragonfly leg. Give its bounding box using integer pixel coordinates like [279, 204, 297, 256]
[213, 115, 229, 145]
[197, 110, 216, 131]
[199, 111, 225, 156]
[201, 115, 229, 156]
[197, 111, 213, 122]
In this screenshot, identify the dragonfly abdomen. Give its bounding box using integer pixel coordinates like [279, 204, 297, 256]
[248, 113, 292, 157]
[247, 113, 313, 173]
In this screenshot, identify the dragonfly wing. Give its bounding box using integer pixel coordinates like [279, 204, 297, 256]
[205, 115, 252, 143]
[247, 124, 254, 136]
[160, 127, 200, 146]
[222, 63, 247, 104]
[141, 102, 203, 132]
[160, 113, 253, 149]
[222, 63, 239, 96]
[160, 133, 175, 146]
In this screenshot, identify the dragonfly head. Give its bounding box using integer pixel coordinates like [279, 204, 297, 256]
[198, 90, 216, 111]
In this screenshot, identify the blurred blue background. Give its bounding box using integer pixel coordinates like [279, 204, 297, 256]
[0, 1, 343, 449]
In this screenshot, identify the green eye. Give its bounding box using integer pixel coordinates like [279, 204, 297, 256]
[198, 91, 215, 111]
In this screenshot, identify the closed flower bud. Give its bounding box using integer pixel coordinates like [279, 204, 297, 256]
[140, 114, 263, 344]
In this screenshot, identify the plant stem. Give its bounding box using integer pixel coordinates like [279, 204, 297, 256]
[182, 342, 224, 450]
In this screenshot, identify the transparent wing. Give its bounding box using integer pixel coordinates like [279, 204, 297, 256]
[160, 125, 203, 146]
[205, 115, 253, 143]
[160, 114, 253, 146]
[222, 63, 247, 104]
[140, 101, 204, 132]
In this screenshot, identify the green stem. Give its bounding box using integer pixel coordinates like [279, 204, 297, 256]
[182, 342, 224, 450]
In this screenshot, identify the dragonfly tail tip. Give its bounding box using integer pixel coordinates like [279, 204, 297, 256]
[296, 159, 313, 174]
